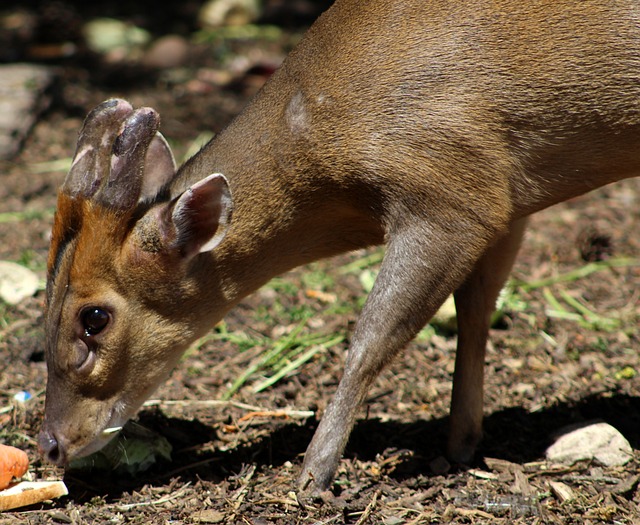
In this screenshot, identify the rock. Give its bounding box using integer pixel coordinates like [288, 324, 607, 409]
[0, 63, 54, 159]
[83, 18, 150, 56]
[142, 35, 190, 69]
[545, 421, 633, 467]
[429, 455, 451, 475]
[0, 261, 40, 304]
[198, 0, 261, 28]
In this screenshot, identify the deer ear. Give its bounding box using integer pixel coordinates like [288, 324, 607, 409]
[140, 132, 177, 202]
[169, 173, 233, 258]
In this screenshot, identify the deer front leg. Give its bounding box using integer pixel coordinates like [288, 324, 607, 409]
[447, 217, 527, 463]
[297, 223, 494, 493]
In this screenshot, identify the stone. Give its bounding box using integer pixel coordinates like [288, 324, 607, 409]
[198, 0, 261, 28]
[0, 261, 40, 305]
[429, 455, 451, 475]
[142, 35, 190, 69]
[545, 421, 633, 467]
[83, 18, 150, 55]
[0, 63, 54, 160]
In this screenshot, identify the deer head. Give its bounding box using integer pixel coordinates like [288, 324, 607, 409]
[39, 99, 233, 464]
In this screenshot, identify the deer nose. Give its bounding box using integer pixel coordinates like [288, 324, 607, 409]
[38, 428, 67, 466]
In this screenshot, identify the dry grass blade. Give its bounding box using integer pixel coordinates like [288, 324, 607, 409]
[143, 398, 314, 419]
[116, 483, 191, 511]
[354, 490, 381, 525]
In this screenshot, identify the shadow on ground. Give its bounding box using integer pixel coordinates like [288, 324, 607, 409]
[62, 391, 640, 502]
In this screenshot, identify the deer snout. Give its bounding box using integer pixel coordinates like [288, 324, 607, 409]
[38, 428, 67, 466]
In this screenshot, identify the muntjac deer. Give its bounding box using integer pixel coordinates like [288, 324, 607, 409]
[39, 0, 640, 493]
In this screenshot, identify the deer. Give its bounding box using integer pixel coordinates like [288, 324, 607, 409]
[38, 0, 640, 494]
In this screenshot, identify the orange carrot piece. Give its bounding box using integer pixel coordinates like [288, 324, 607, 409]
[0, 444, 29, 490]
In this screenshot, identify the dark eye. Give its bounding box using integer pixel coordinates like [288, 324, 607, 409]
[81, 307, 110, 337]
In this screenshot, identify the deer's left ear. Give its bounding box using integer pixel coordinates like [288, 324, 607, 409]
[166, 173, 233, 258]
[140, 132, 177, 202]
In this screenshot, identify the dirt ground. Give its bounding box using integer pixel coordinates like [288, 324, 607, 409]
[1, 2, 640, 524]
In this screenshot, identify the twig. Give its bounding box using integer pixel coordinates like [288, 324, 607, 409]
[255, 494, 299, 507]
[313, 514, 342, 524]
[405, 511, 430, 525]
[160, 456, 223, 480]
[229, 465, 256, 516]
[238, 409, 314, 423]
[455, 507, 502, 520]
[143, 398, 264, 411]
[354, 490, 380, 525]
[143, 398, 314, 420]
[116, 483, 191, 511]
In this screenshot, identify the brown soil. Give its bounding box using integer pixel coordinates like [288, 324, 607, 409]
[1, 3, 640, 524]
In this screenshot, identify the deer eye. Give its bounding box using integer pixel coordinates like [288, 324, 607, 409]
[81, 307, 110, 337]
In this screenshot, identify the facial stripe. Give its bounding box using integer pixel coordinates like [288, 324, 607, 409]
[48, 228, 76, 296]
[45, 195, 84, 367]
[45, 234, 77, 366]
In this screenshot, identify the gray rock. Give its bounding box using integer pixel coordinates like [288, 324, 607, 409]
[0, 260, 40, 304]
[546, 421, 633, 467]
[0, 63, 54, 160]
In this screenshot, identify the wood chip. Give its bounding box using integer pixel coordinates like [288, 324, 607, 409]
[612, 475, 640, 495]
[468, 468, 499, 480]
[513, 469, 534, 496]
[0, 481, 68, 511]
[549, 480, 575, 503]
[485, 457, 523, 474]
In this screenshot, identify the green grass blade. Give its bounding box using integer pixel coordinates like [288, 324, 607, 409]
[223, 316, 312, 399]
[515, 258, 639, 292]
[339, 250, 384, 274]
[0, 208, 55, 223]
[253, 334, 344, 393]
[542, 287, 583, 322]
[28, 158, 73, 173]
[557, 288, 621, 331]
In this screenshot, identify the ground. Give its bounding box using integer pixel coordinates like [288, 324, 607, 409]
[1, 3, 640, 524]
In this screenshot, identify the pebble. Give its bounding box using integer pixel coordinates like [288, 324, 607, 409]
[545, 421, 633, 467]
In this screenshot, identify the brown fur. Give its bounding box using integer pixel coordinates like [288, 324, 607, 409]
[40, 0, 640, 493]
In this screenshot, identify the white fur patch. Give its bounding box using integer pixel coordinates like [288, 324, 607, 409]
[286, 91, 308, 135]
